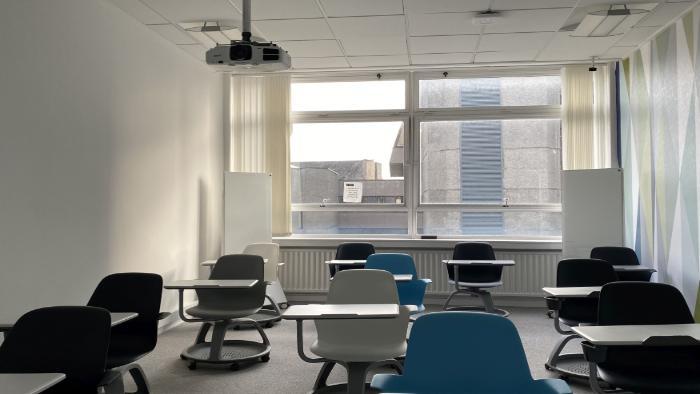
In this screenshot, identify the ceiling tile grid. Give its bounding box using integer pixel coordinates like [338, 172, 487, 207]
[107, 0, 700, 70]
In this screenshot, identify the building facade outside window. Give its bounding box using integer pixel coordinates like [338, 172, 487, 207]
[290, 69, 562, 239]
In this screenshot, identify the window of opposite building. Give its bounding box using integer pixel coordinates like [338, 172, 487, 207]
[290, 70, 562, 238]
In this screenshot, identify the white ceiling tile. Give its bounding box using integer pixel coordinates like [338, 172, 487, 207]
[474, 50, 538, 63]
[182, 29, 217, 47]
[148, 24, 198, 44]
[277, 40, 343, 57]
[484, 8, 572, 33]
[405, 0, 490, 14]
[142, 0, 240, 21]
[320, 0, 404, 17]
[603, 46, 636, 59]
[615, 26, 659, 46]
[537, 32, 620, 61]
[347, 55, 410, 67]
[254, 18, 334, 40]
[409, 35, 479, 54]
[408, 13, 482, 36]
[636, 2, 695, 27]
[108, 0, 168, 24]
[479, 32, 553, 52]
[411, 52, 473, 65]
[178, 43, 207, 60]
[232, 0, 322, 20]
[492, 0, 577, 10]
[341, 36, 408, 56]
[328, 15, 406, 37]
[293, 57, 349, 69]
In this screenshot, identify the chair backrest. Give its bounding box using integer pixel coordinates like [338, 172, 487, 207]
[365, 253, 418, 278]
[331, 242, 375, 276]
[557, 259, 617, 286]
[0, 306, 111, 393]
[401, 312, 535, 391]
[87, 272, 163, 354]
[198, 254, 266, 313]
[598, 282, 693, 325]
[590, 246, 640, 266]
[556, 259, 617, 324]
[315, 270, 408, 358]
[243, 242, 280, 281]
[449, 242, 501, 283]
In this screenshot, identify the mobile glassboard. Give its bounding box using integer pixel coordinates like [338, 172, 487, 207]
[562, 168, 624, 259]
[224, 172, 272, 254]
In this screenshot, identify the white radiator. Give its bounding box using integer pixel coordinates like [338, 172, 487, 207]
[279, 247, 560, 297]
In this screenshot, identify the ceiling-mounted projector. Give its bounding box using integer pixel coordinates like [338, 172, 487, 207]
[205, 0, 291, 72]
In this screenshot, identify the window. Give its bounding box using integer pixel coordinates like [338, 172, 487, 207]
[291, 71, 562, 238]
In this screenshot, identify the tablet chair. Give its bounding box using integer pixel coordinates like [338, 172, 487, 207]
[590, 246, 652, 281]
[330, 242, 375, 277]
[179, 254, 270, 370]
[239, 243, 284, 327]
[302, 269, 409, 393]
[365, 253, 431, 313]
[583, 282, 700, 394]
[0, 306, 124, 394]
[371, 312, 572, 394]
[88, 273, 165, 394]
[545, 259, 617, 379]
[443, 242, 508, 316]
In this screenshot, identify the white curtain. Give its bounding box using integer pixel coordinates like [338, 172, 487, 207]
[561, 64, 614, 170]
[230, 74, 291, 236]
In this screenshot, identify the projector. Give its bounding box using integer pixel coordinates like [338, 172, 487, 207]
[206, 40, 291, 72]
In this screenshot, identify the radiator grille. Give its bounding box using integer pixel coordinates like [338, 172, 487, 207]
[279, 248, 560, 296]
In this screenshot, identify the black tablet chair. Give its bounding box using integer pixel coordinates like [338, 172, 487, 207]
[590, 246, 652, 281]
[0, 306, 124, 394]
[545, 259, 617, 379]
[583, 282, 700, 394]
[179, 254, 270, 370]
[443, 242, 508, 316]
[88, 273, 165, 394]
[330, 242, 375, 278]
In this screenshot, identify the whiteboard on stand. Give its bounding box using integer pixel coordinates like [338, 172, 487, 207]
[562, 168, 624, 259]
[224, 172, 272, 254]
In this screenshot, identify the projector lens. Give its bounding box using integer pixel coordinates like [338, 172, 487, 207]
[230, 44, 253, 61]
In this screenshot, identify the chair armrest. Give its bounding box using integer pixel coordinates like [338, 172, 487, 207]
[158, 312, 171, 320]
[419, 278, 432, 284]
[581, 341, 607, 364]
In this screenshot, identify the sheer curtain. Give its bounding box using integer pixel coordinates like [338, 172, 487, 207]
[561, 64, 614, 170]
[229, 74, 291, 235]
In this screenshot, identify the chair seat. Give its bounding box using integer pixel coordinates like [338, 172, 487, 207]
[310, 339, 406, 363]
[186, 305, 261, 320]
[598, 364, 700, 393]
[448, 280, 502, 288]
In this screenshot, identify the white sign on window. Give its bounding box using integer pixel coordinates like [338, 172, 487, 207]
[343, 182, 363, 203]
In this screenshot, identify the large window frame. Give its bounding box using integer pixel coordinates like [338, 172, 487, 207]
[290, 68, 563, 239]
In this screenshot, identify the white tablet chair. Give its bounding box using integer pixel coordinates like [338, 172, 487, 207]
[243, 243, 287, 308]
[302, 269, 410, 393]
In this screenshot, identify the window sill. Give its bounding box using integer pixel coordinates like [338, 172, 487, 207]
[273, 236, 562, 251]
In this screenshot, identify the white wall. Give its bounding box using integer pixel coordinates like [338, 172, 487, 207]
[0, 0, 224, 321]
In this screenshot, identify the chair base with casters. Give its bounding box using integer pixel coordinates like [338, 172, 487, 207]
[442, 281, 509, 317]
[182, 317, 271, 370]
[543, 297, 598, 382]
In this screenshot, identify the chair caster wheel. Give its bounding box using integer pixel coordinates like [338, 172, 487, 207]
[265, 322, 273, 328]
[261, 354, 270, 362]
[233, 325, 241, 330]
[559, 375, 569, 382]
[180, 354, 187, 360]
[230, 362, 240, 371]
[544, 364, 552, 371]
[188, 362, 197, 370]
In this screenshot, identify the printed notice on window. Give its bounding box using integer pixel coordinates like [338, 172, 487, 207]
[343, 182, 363, 203]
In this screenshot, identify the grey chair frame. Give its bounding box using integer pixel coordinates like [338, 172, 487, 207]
[442, 265, 509, 316]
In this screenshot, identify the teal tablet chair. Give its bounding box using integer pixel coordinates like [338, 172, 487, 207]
[371, 312, 572, 394]
[365, 253, 431, 313]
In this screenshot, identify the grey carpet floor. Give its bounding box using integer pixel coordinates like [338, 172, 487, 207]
[135, 306, 594, 394]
